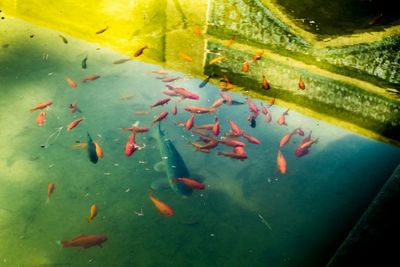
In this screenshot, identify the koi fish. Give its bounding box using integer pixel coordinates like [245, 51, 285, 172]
[152, 111, 168, 125]
[87, 132, 98, 164]
[93, 142, 103, 159]
[30, 100, 53, 111]
[220, 92, 232, 105]
[172, 178, 205, 190]
[252, 50, 264, 61]
[59, 35, 68, 44]
[242, 60, 250, 72]
[150, 98, 171, 108]
[262, 75, 270, 90]
[209, 56, 225, 65]
[184, 106, 217, 114]
[36, 111, 47, 126]
[112, 58, 131, 64]
[95, 25, 108, 34]
[81, 56, 88, 69]
[227, 119, 243, 135]
[148, 191, 175, 216]
[277, 150, 287, 174]
[211, 98, 224, 108]
[87, 204, 97, 224]
[133, 45, 148, 57]
[124, 132, 138, 157]
[298, 77, 305, 90]
[277, 109, 289, 125]
[279, 128, 298, 148]
[242, 132, 261, 144]
[61, 234, 107, 249]
[185, 114, 195, 131]
[172, 104, 177, 115]
[47, 182, 55, 200]
[212, 117, 220, 136]
[65, 77, 77, 88]
[81, 74, 100, 82]
[67, 118, 84, 131]
[298, 137, 319, 151]
[180, 53, 193, 62]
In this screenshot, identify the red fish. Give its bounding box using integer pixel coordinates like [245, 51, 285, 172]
[297, 128, 305, 136]
[277, 150, 287, 174]
[194, 123, 214, 130]
[218, 138, 246, 148]
[212, 117, 220, 136]
[242, 61, 250, 72]
[163, 90, 181, 97]
[150, 98, 171, 108]
[174, 87, 199, 100]
[65, 77, 77, 88]
[298, 77, 305, 90]
[81, 74, 100, 82]
[260, 102, 268, 115]
[61, 235, 107, 249]
[67, 118, 84, 131]
[93, 142, 103, 159]
[47, 182, 55, 200]
[220, 92, 232, 105]
[162, 76, 180, 83]
[218, 148, 247, 160]
[36, 111, 47, 126]
[262, 75, 270, 90]
[148, 191, 175, 216]
[252, 50, 264, 61]
[279, 128, 298, 148]
[188, 137, 218, 150]
[69, 102, 78, 113]
[242, 132, 261, 144]
[172, 178, 205, 190]
[125, 132, 138, 157]
[172, 104, 177, 115]
[184, 106, 217, 114]
[211, 98, 224, 108]
[295, 132, 317, 157]
[192, 128, 210, 137]
[227, 119, 243, 135]
[30, 100, 53, 111]
[121, 126, 149, 133]
[185, 114, 195, 131]
[246, 97, 259, 114]
[277, 109, 289, 125]
[265, 112, 272, 123]
[152, 111, 168, 125]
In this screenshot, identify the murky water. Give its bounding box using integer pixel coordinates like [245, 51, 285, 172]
[1, 18, 400, 267]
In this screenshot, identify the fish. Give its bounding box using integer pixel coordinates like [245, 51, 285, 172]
[61, 234, 107, 249]
[112, 58, 131, 64]
[133, 110, 149, 116]
[188, 137, 218, 150]
[193, 25, 202, 37]
[242, 132, 261, 144]
[87, 204, 97, 224]
[199, 75, 211, 88]
[180, 53, 193, 62]
[298, 137, 319, 151]
[133, 45, 148, 57]
[162, 76, 180, 83]
[192, 128, 210, 137]
[246, 97, 259, 114]
[242, 61, 250, 72]
[81, 56, 88, 69]
[265, 112, 272, 123]
[173, 87, 199, 100]
[65, 77, 77, 88]
[298, 77, 305, 90]
[87, 132, 99, 164]
[172, 104, 177, 116]
[209, 56, 225, 65]
[81, 74, 100, 82]
[211, 98, 224, 108]
[277, 150, 287, 174]
[124, 132, 138, 157]
[262, 75, 270, 90]
[277, 109, 289, 125]
[121, 126, 149, 133]
[279, 128, 298, 148]
[368, 13, 383, 26]
[297, 128, 305, 136]
[59, 35, 68, 44]
[148, 191, 175, 216]
[150, 98, 171, 108]
[69, 102, 81, 113]
[185, 114, 195, 131]
[30, 100, 53, 111]
[260, 102, 268, 115]
[227, 119, 243, 135]
[224, 39, 235, 47]
[36, 111, 47, 126]
[252, 50, 264, 61]
[212, 117, 220, 136]
[218, 138, 246, 148]
[220, 92, 232, 105]
[217, 149, 247, 160]
[184, 106, 217, 114]
[194, 123, 214, 130]
[67, 118, 84, 131]
[47, 183, 55, 200]
[72, 143, 88, 149]
[267, 96, 276, 107]
[172, 178, 205, 190]
[152, 112, 169, 125]
[151, 123, 193, 196]
[93, 141, 103, 159]
[95, 25, 108, 34]
[119, 95, 135, 101]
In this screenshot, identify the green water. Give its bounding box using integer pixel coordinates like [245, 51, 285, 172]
[1, 18, 400, 267]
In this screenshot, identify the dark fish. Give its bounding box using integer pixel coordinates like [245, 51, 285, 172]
[81, 56, 88, 69]
[133, 45, 148, 57]
[223, 99, 245, 105]
[199, 75, 211, 88]
[95, 25, 108, 34]
[368, 13, 383, 26]
[59, 35, 68, 44]
[87, 132, 98, 164]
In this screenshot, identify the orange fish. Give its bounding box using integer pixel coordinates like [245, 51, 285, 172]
[87, 204, 97, 224]
[242, 61, 250, 72]
[224, 39, 235, 47]
[298, 77, 305, 90]
[48, 183, 55, 199]
[133, 45, 148, 57]
[61, 234, 107, 249]
[267, 96, 275, 107]
[67, 118, 84, 131]
[252, 50, 264, 61]
[65, 77, 77, 88]
[262, 75, 270, 90]
[30, 100, 53, 111]
[72, 143, 87, 149]
[81, 74, 100, 82]
[209, 56, 225, 65]
[277, 150, 287, 174]
[193, 25, 202, 37]
[180, 53, 193, 62]
[93, 142, 103, 159]
[148, 191, 175, 216]
[172, 178, 205, 190]
[36, 111, 47, 126]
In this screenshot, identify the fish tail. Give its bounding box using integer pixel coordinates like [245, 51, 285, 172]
[87, 217, 92, 224]
[60, 240, 69, 248]
[171, 178, 178, 183]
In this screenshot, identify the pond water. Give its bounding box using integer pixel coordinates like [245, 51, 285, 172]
[1, 17, 400, 267]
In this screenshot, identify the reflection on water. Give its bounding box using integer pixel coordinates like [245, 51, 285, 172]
[0, 17, 400, 267]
